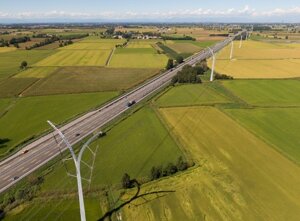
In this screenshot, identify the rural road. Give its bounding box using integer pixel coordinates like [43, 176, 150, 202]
[0, 31, 244, 194]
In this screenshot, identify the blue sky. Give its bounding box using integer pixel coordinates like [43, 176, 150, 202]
[1, 0, 300, 23]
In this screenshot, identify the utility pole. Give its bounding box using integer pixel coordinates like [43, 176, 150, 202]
[48, 121, 99, 221]
[230, 40, 234, 60]
[208, 47, 215, 82]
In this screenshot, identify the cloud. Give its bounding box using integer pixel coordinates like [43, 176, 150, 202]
[0, 6, 300, 21]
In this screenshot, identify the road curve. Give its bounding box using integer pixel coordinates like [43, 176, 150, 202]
[0, 32, 243, 194]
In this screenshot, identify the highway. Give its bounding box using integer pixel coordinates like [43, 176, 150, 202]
[0, 32, 243, 194]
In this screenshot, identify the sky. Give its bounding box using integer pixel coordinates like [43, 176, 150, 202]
[0, 0, 300, 23]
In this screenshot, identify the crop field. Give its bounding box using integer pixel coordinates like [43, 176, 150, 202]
[23, 67, 159, 96]
[166, 42, 201, 54]
[0, 92, 117, 156]
[127, 40, 158, 48]
[34, 49, 111, 66]
[4, 198, 102, 221]
[109, 53, 168, 68]
[221, 80, 300, 106]
[155, 84, 231, 107]
[225, 107, 300, 163]
[121, 107, 300, 221]
[60, 42, 117, 50]
[14, 67, 58, 78]
[0, 47, 16, 53]
[208, 40, 300, 78]
[114, 48, 156, 54]
[0, 50, 54, 79]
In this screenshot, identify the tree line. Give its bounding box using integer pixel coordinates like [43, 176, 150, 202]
[121, 156, 192, 189]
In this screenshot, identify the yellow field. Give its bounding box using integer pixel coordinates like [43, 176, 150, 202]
[121, 107, 300, 221]
[208, 40, 300, 78]
[14, 67, 57, 78]
[0, 47, 16, 53]
[34, 49, 111, 66]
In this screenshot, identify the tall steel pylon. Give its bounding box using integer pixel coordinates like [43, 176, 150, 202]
[48, 121, 99, 221]
[208, 47, 215, 82]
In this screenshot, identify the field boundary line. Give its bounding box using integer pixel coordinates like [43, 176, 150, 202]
[106, 48, 115, 66]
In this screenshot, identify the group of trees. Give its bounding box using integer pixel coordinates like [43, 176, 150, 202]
[162, 35, 195, 41]
[171, 60, 208, 84]
[59, 40, 73, 48]
[9, 36, 30, 45]
[214, 73, 233, 80]
[26, 36, 60, 50]
[150, 157, 189, 181]
[0, 39, 9, 47]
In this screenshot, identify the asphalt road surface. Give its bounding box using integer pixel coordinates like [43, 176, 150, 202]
[0, 32, 243, 194]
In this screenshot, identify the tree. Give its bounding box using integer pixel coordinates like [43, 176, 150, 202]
[121, 173, 132, 188]
[177, 157, 188, 171]
[166, 59, 174, 70]
[150, 166, 162, 180]
[20, 61, 28, 69]
[176, 55, 184, 64]
[164, 163, 178, 175]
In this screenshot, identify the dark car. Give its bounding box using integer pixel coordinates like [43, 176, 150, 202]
[127, 100, 136, 107]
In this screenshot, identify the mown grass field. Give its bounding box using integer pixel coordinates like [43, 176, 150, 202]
[35, 49, 111, 66]
[121, 107, 300, 221]
[208, 40, 300, 78]
[0, 92, 117, 156]
[0, 50, 54, 78]
[4, 198, 102, 221]
[23, 67, 159, 96]
[225, 107, 300, 163]
[155, 84, 230, 107]
[221, 80, 300, 106]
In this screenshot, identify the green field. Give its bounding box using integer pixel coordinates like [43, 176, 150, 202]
[0, 92, 117, 156]
[167, 42, 201, 54]
[41, 107, 183, 192]
[122, 107, 300, 221]
[114, 48, 156, 54]
[14, 67, 58, 78]
[155, 84, 230, 107]
[225, 107, 300, 163]
[0, 50, 54, 79]
[35, 50, 111, 66]
[127, 40, 158, 48]
[109, 53, 168, 68]
[23, 67, 159, 96]
[4, 198, 102, 221]
[222, 80, 300, 106]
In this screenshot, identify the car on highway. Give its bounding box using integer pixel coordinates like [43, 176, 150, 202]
[23, 149, 29, 154]
[11, 176, 19, 181]
[127, 100, 136, 107]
